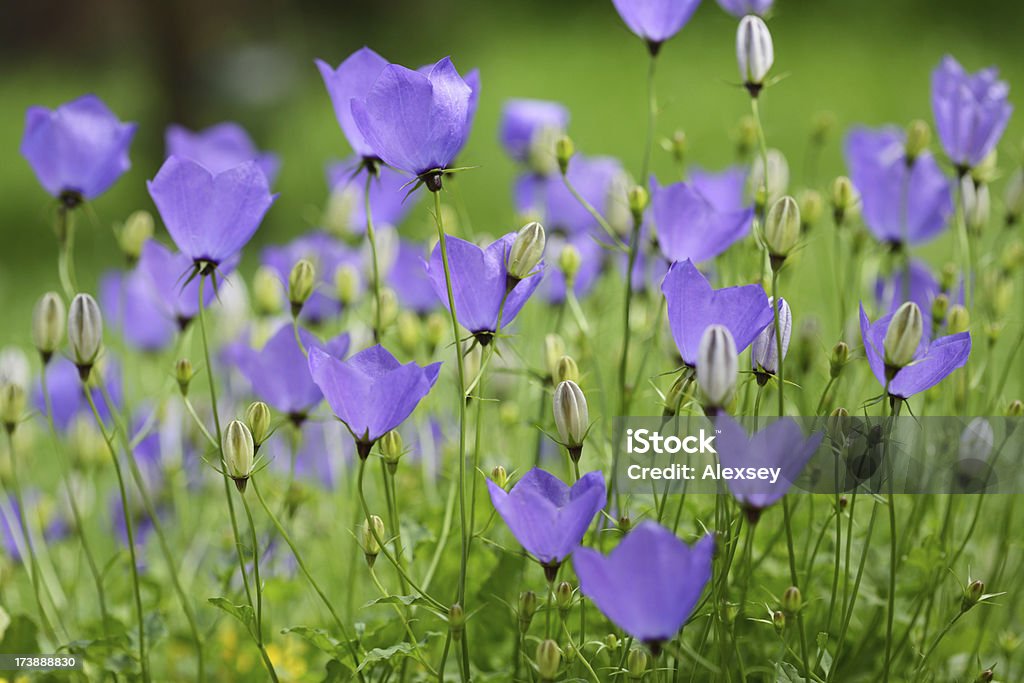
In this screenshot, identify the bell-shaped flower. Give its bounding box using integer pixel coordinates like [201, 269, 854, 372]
[716, 0, 773, 17]
[317, 47, 391, 159]
[611, 0, 702, 52]
[931, 55, 1012, 170]
[165, 122, 279, 183]
[500, 99, 570, 170]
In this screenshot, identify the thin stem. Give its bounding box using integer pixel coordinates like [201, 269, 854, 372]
[56, 205, 78, 298]
[640, 53, 658, 183]
[364, 170, 383, 342]
[771, 270, 785, 415]
[240, 491, 280, 683]
[782, 497, 810, 678]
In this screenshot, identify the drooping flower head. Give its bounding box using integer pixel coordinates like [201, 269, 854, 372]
[166, 122, 280, 183]
[21, 94, 136, 204]
[326, 160, 419, 234]
[426, 232, 545, 344]
[262, 231, 360, 324]
[574, 521, 714, 645]
[351, 57, 475, 188]
[500, 99, 570, 172]
[931, 55, 1012, 171]
[845, 127, 953, 246]
[317, 47, 391, 159]
[611, 0, 703, 53]
[716, 0, 772, 17]
[148, 156, 277, 270]
[651, 168, 753, 264]
[715, 416, 823, 521]
[308, 345, 441, 456]
[488, 468, 605, 575]
[230, 323, 350, 423]
[661, 259, 773, 366]
[859, 303, 971, 399]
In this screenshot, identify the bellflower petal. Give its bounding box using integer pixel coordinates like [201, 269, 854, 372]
[651, 169, 753, 263]
[100, 270, 176, 352]
[611, 0, 703, 46]
[166, 122, 279, 183]
[316, 47, 390, 158]
[715, 0, 772, 17]
[932, 55, 1012, 169]
[387, 240, 438, 314]
[327, 160, 418, 232]
[500, 99, 570, 163]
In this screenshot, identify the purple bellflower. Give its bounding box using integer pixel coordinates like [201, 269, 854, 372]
[516, 155, 626, 237]
[387, 240, 438, 314]
[33, 357, 122, 432]
[540, 233, 605, 304]
[487, 468, 606, 578]
[100, 269, 176, 352]
[148, 155, 276, 271]
[716, 0, 772, 17]
[426, 232, 545, 344]
[138, 239, 219, 328]
[662, 259, 773, 366]
[317, 47, 390, 160]
[262, 231, 360, 324]
[574, 521, 714, 646]
[21, 94, 136, 205]
[651, 167, 753, 264]
[611, 0, 703, 54]
[308, 344, 441, 457]
[860, 303, 971, 399]
[500, 99, 570, 166]
[166, 122, 280, 183]
[845, 127, 953, 246]
[2, 493, 70, 564]
[932, 55, 1012, 171]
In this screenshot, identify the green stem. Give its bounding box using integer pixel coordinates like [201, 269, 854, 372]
[56, 205, 78, 298]
[364, 170, 383, 342]
[240, 490, 280, 683]
[771, 270, 785, 415]
[640, 53, 658, 183]
[782, 497, 810, 678]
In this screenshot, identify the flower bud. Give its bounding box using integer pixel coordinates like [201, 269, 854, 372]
[604, 634, 620, 653]
[975, 668, 994, 683]
[553, 380, 588, 456]
[618, 514, 632, 532]
[396, 312, 422, 355]
[663, 373, 690, 417]
[947, 304, 970, 334]
[772, 610, 786, 632]
[362, 514, 385, 566]
[555, 136, 574, 175]
[448, 603, 465, 641]
[245, 401, 272, 448]
[335, 264, 360, 306]
[830, 341, 849, 379]
[559, 243, 582, 282]
[736, 15, 774, 93]
[252, 266, 285, 316]
[555, 355, 579, 384]
[68, 293, 103, 378]
[962, 177, 991, 234]
[782, 586, 802, 614]
[751, 297, 791, 380]
[545, 334, 566, 382]
[1, 383, 26, 433]
[1008, 399, 1023, 417]
[223, 420, 255, 492]
[536, 640, 561, 681]
[1004, 169, 1024, 224]
[627, 185, 649, 221]
[962, 579, 985, 612]
[288, 259, 316, 316]
[381, 430, 404, 474]
[518, 591, 538, 633]
[508, 222, 546, 283]
[32, 292, 65, 362]
[811, 112, 837, 147]
[423, 313, 446, 351]
[176, 358, 194, 396]
[764, 197, 800, 263]
[627, 648, 649, 680]
[491, 465, 508, 489]
[749, 149, 789, 207]
[972, 150, 999, 184]
[374, 287, 399, 331]
[931, 293, 950, 329]
[883, 302, 923, 373]
[116, 210, 154, 265]
[697, 325, 738, 412]
[831, 176, 857, 225]
[905, 120, 932, 161]
[798, 189, 824, 230]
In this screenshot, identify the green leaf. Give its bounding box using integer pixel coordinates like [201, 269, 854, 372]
[356, 642, 415, 672]
[321, 658, 353, 682]
[0, 606, 9, 641]
[208, 597, 256, 639]
[0, 614, 40, 654]
[775, 662, 807, 682]
[281, 626, 352, 667]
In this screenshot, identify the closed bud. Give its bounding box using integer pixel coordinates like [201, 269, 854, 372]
[750, 149, 790, 207]
[751, 297, 791, 379]
[117, 211, 154, 265]
[765, 197, 800, 262]
[536, 640, 561, 681]
[424, 313, 447, 350]
[374, 287, 399, 331]
[772, 610, 786, 632]
[627, 648, 649, 680]
[604, 634, 620, 652]
[176, 358, 194, 396]
[491, 465, 508, 489]
[1, 383, 26, 433]
[545, 334, 566, 382]
[555, 355, 579, 384]
[831, 176, 857, 224]
[448, 603, 465, 640]
[940, 263, 958, 292]
[627, 185, 649, 220]
[32, 292, 65, 362]
[381, 430, 404, 473]
[972, 150, 999, 185]
[0, 349, 27, 395]
[618, 514, 632, 532]
[782, 586, 802, 614]
[68, 293, 103, 378]
[508, 222, 546, 282]
[975, 668, 994, 683]
[396, 312, 422, 355]
[518, 591, 538, 633]
[555, 136, 575, 175]
[245, 401, 272, 447]
[736, 15, 774, 93]
[811, 112, 837, 147]
[830, 341, 849, 379]
[931, 293, 950, 328]
[798, 189, 824, 230]
[556, 581, 573, 612]
[883, 302, 923, 373]
[948, 304, 970, 334]
[697, 325, 738, 411]
[664, 373, 689, 416]
[1004, 169, 1024, 224]
[962, 177, 991, 234]
[288, 259, 316, 315]
[335, 264, 360, 306]
[905, 120, 932, 161]
[223, 420, 255, 491]
[963, 579, 985, 612]
[553, 380, 589, 455]
[362, 515, 385, 566]
[1008, 400, 1024, 417]
[252, 266, 285, 316]
[559, 243, 582, 282]
[1000, 240, 1024, 272]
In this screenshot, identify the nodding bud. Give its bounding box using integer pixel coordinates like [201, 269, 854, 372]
[491, 465, 508, 489]
[962, 579, 985, 612]
[1, 383, 26, 433]
[68, 293, 103, 378]
[558, 243, 582, 282]
[798, 189, 824, 230]
[380, 430, 404, 473]
[448, 603, 465, 640]
[931, 293, 950, 328]
[32, 292, 65, 362]
[245, 401, 272, 447]
[905, 120, 931, 161]
[764, 196, 801, 264]
[553, 380, 589, 456]
[697, 325, 738, 412]
[831, 176, 857, 224]
[518, 591, 538, 633]
[604, 634, 620, 652]
[253, 266, 285, 316]
[627, 185, 649, 221]
[176, 358, 194, 396]
[361, 515, 385, 566]
[782, 586, 802, 614]
[334, 264, 360, 306]
[545, 334, 566, 382]
[397, 312, 422, 355]
[830, 341, 849, 379]
[536, 640, 561, 681]
[223, 420, 255, 491]
[555, 136, 574, 174]
[555, 581, 573, 612]
[424, 313, 446, 350]
[1005, 169, 1024, 224]
[627, 648, 649, 680]
[961, 177, 991, 234]
[1008, 399, 1024, 417]
[751, 297, 792, 380]
[117, 210, 154, 264]
[736, 15, 774, 93]
[947, 304, 970, 334]
[772, 610, 786, 632]
[508, 222, 546, 282]
[288, 259, 316, 315]
[883, 302, 923, 373]
[555, 355, 579, 384]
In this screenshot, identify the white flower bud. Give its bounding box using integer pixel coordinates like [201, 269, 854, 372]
[961, 177, 991, 234]
[223, 419, 255, 491]
[68, 293, 103, 374]
[252, 266, 285, 316]
[117, 210, 154, 264]
[751, 297, 792, 377]
[736, 15, 774, 91]
[508, 222, 546, 282]
[0, 347, 30, 391]
[697, 325, 738, 410]
[553, 380, 589, 449]
[1004, 169, 1024, 223]
[545, 334, 566, 382]
[32, 292, 66, 361]
[883, 302, 923, 372]
[749, 149, 789, 206]
[764, 196, 801, 261]
[361, 514, 385, 566]
[0, 382, 26, 433]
